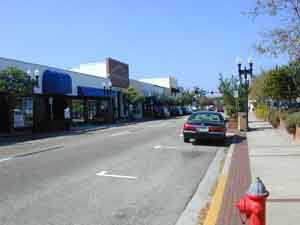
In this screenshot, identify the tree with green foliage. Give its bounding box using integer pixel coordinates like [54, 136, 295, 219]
[0, 67, 35, 132]
[249, 72, 268, 103]
[249, 0, 300, 60]
[125, 87, 145, 105]
[263, 67, 298, 103]
[197, 95, 214, 108]
[174, 91, 193, 106]
[287, 60, 300, 95]
[218, 74, 239, 118]
[0, 67, 35, 95]
[125, 87, 145, 116]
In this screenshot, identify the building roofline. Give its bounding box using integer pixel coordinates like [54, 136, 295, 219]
[0, 56, 109, 81]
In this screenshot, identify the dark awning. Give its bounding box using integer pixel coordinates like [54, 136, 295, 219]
[78, 86, 117, 97]
[42, 70, 72, 94]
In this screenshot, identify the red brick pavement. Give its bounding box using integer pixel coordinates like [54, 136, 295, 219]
[216, 133, 252, 225]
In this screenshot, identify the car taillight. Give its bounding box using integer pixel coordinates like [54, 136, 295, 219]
[209, 126, 225, 132]
[183, 123, 196, 131]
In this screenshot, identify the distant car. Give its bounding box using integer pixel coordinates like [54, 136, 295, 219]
[184, 106, 192, 115]
[155, 106, 170, 118]
[181, 106, 188, 115]
[176, 106, 183, 116]
[207, 106, 216, 111]
[191, 106, 198, 112]
[170, 107, 179, 117]
[182, 111, 226, 143]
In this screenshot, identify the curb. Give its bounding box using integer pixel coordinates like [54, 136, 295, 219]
[203, 140, 236, 225]
[175, 148, 226, 225]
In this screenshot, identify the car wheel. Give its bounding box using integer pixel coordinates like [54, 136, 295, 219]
[184, 137, 190, 143]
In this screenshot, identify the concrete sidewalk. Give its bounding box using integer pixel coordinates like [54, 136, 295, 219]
[247, 112, 300, 225]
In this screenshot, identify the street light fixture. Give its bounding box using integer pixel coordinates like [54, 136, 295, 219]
[34, 69, 40, 87]
[27, 69, 39, 87]
[102, 82, 106, 95]
[108, 81, 113, 120]
[236, 57, 254, 131]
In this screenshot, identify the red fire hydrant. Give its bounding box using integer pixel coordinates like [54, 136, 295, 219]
[236, 177, 269, 225]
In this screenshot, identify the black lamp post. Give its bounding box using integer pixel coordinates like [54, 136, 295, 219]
[108, 82, 113, 120]
[237, 57, 253, 131]
[103, 85, 106, 96]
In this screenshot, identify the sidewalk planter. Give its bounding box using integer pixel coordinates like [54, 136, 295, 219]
[279, 119, 285, 130]
[238, 112, 247, 131]
[295, 126, 300, 140]
[227, 118, 238, 129]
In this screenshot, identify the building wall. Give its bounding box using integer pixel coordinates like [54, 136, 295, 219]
[139, 76, 178, 96]
[139, 77, 171, 88]
[130, 79, 165, 97]
[71, 62, 107, 78]
[0, 57, 111, 96]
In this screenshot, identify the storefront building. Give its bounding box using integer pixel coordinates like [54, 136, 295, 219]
[72, 57, 130, 121]
[139, 76, 181, 96]
[129, 79, 167, 118]
[0, 57, 114, 133]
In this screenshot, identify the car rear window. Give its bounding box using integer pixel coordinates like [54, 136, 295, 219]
[189, 113, 223, 122]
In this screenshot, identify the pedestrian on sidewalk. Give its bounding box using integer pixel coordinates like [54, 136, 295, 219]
[64, 107, 71, 131]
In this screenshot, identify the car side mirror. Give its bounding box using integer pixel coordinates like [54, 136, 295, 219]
[224, 119, 229, 123]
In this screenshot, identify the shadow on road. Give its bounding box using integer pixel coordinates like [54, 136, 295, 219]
[191, 134, 245, 147]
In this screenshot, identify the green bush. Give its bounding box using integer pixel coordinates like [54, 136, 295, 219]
[284, 112, 300, 134]
[268, 109, 280, 128]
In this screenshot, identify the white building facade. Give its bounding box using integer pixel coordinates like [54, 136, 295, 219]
[0, 57, 115, 132]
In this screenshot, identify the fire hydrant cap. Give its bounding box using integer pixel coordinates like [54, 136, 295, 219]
[247, 177, 269, 197]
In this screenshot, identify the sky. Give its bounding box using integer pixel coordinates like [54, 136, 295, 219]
[1, 0, 288, 91]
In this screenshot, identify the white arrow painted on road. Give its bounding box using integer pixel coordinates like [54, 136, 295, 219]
[153, 145, 177, 150]
[96, 171, 137, 179]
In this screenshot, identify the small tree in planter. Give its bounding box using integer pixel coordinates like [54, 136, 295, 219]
[267, 109, 280, 128]
[0, 67, 35, 132]
[284, 112, 300, 137]
[125, 87, 145, 119]
[218, 74, 238, 118]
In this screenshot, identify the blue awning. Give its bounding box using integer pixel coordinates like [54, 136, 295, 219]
[42, 70, 72, 94]
[78, 86, 117, 97]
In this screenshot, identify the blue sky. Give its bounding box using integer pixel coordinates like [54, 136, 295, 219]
[1, 0, 288, 90]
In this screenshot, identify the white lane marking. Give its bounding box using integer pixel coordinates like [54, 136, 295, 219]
[153, 145, 161, 149]
[153, 145, 177, 150]
[0, 157, 13, 163]
[96, 171, 137, 179]
[0, 145, 63, 164]
[111, 131, 131, 137]
[148, 123, 168, 128]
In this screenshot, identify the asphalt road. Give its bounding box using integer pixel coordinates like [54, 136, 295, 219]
[0, 117, 225, 225]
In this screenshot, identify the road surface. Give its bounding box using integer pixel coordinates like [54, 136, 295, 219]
[0, 117, 225, 225]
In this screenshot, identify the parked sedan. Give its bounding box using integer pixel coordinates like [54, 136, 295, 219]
[182, 111, 226, 143]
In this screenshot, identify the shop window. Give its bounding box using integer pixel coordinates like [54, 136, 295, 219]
[89, 100, 109, 121]
[99, 100, 109, 113]
[88, 100, 97, 120]
[13, 97, 33, 128]
[72, 99, 84, 122]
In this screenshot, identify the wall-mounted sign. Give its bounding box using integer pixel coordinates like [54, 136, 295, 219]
[106, 58, 129, 89]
